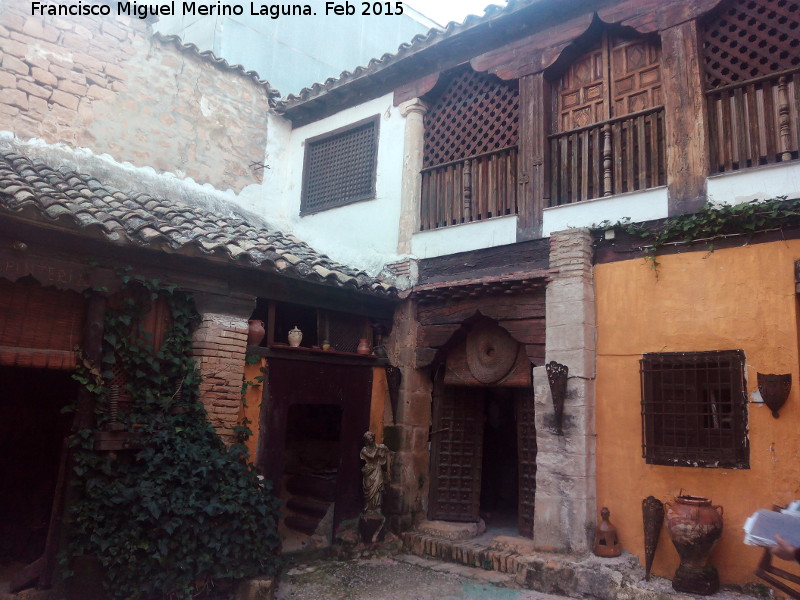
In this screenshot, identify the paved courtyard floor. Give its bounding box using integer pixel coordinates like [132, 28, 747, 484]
[276, 554, 567, 600]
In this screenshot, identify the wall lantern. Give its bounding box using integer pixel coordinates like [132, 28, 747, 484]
[546, 361, 568, 435]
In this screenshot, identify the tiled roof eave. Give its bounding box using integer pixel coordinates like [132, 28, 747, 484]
[0, 150, 397, 299]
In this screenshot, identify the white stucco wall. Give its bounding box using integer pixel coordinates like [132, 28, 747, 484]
[542, 186, 669, 236]
[410, 214, 518, 258]
[258, 94, 405, 276]
[707, 161, 800, 205]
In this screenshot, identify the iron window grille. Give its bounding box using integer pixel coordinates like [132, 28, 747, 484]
[640, 350, 749, 469]
[300, 115, 379, 216]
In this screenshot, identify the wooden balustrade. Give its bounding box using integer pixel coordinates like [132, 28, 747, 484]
[548, 106, 666, 206]
[419, 146, 518, 231]
[707, 68, 800, 174]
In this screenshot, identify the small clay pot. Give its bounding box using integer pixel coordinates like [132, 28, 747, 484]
[247, 319, 265, 346]
[357, 338, 371, 355]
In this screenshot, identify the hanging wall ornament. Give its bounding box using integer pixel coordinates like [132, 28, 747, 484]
[757, 373, 791, 418]
[642, 496, 665, 581]
[546, 361, 568, 435]
[385, 365, 402, 424]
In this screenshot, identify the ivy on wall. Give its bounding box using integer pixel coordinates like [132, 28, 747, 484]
[66, 274, 281, 600]
[596, 196, 800, 269]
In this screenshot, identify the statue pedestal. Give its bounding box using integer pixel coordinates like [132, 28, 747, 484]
[359, 512, 386, 544]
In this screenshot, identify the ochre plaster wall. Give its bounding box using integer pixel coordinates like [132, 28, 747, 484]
[595, 240, 800, 585]
[242, 359, 266, 460]
[0, 0, 270, 192]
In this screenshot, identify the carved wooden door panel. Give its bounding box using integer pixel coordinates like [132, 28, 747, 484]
[610, 36, 662, 117]
[516, 388, 537, 538]
[428, 385, 485, 522]
[555, 43, 606, 132]
[556, 33, 663, 131]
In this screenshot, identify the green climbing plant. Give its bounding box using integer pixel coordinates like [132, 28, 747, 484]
[595, 196, 800, 270]
[66, 273, 281, 600]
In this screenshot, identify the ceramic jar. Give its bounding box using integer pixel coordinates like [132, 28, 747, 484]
[664, 494, 723, 595]
[357, 338, 371, 355]
[288, 326, 303, 347]
[247, 320, 265, 346]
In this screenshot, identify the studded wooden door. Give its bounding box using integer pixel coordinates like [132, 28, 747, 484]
[428, 385, 485, 522]
[515, 388, 537, 538]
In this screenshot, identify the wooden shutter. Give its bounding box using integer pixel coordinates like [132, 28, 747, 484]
[428, 385, 485, 522]
[516, 388, 537, 538]
[556, 43, 606, 132]
[610, 36, 663, 116]
[556, 33, 663, 132]
[0, 278, 85, 369]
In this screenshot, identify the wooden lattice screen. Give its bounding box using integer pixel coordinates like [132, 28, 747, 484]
[423, 66, 519, 168]
[702, 0, 800, 89]
[301, 116, 378, 215]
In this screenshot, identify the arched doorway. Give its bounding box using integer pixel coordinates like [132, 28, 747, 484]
[427, 319, 537, 537]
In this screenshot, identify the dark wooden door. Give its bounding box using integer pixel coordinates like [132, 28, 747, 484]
[428, 385, 485, 522]
[515, 388, 537, 538]
[259, 358, 373, 529]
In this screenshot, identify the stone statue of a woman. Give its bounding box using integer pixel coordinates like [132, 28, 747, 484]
[360, 431, 389, 513]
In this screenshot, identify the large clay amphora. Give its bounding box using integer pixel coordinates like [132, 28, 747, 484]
[664, 494, 723, 595]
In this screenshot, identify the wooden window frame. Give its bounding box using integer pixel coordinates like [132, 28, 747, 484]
[640, 350, 749, 469]
[300, 115, 379, 216]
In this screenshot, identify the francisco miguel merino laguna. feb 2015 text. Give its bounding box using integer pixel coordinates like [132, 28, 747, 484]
[30, 1, 406, 18]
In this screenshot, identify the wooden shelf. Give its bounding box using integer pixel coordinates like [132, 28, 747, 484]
[247, 343, 388, 367]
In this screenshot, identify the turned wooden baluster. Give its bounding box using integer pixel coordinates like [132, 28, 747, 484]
[602, 124, 613, 196]
[463, 158, 472, 222]
[778, 76, 792, 162]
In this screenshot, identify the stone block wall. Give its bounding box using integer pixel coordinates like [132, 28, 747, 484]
[533, 228, 596, 553]
[0, 0, 271, 192]
[191, 312, 249, 444]
[384, 299, 432, 532]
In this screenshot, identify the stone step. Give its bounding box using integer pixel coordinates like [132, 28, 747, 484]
[402, 531, 764, 600]
[402, 531, 524, 575]
[287, 496, 331, 519]
[284, 514, 321, 536]
[285, 475, 336, 502]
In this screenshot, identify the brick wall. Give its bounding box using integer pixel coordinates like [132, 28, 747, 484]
[191, 313, 249, 443]
[0, 0, 271, 192]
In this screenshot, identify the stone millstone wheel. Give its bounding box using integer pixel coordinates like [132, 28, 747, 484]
[465, 322, 517, 384]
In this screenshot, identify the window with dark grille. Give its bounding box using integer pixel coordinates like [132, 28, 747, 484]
[300, 116, 379, 215]
[640, 350, 749, 468]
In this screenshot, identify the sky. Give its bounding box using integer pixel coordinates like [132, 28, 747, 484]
[405, 0, 506, 26]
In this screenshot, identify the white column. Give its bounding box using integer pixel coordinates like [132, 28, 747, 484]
[397, 98, 428, 255]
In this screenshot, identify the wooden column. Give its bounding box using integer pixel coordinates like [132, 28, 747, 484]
[660, 19, 709, 216]
[517, 72, 549, 241]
